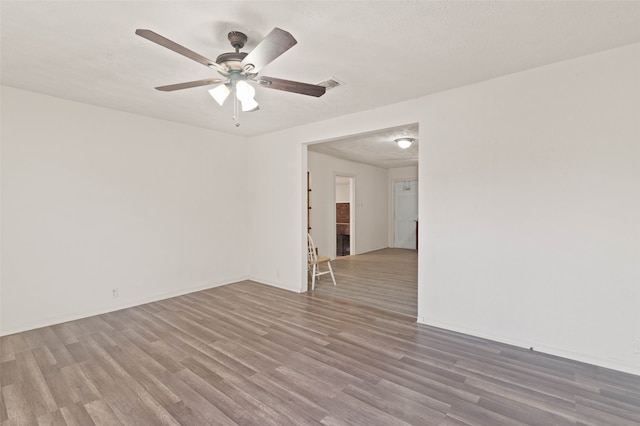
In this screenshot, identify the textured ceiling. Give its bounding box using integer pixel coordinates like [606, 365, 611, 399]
[2, 1, 640, 144]
[308, 123, 419, 169]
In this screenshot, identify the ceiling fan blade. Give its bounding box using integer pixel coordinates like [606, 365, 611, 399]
[135, 29, 226, 73]
[155, 78, 225, 92]
[240, 28, 297, 73]
[256, 76, 326, 97]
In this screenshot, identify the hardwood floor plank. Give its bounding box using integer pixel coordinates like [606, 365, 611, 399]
[83, 399, 123, 426]
[462, 376, 576, 419]
[287, 351, 367, 390]
[249, 372, 329, 423]
[180, 367, 275, 425]
[438, 415, 474, 426]
[2, 383, 37, 425]
[298, 345, 383, 385]
[34, 328, 76, 369]
[575, 401, 640, 426]
[210, 339, 281, 373]
[78, 351, 165, 425]
[51, 322, 83, 346]
[599, 386, 640, 407]
[32, 347, 57, 376]
[342, 383, 446, 426]
[205, 377, 289, 426]
[58, 364, 102, 405]
[320, 415, 358, 426]
[322, 335, 480, 406]
[312, 248, 417, 317]
[447, 398, 531, 426]
[366, 378, 452, 415]
[42, 368, 79, 409]
[85, 336, 179, 425]
[575, 394, 640, 424]
[2, 249, 639, 425]
[273, 365, 341, 400]
[0, 360, 18, 388]
[475, 391, 576, 425]
[36, 409, 67, 426]
[59, 403, 96, 426]
[0, 386, 7, 424]
[15, 350, 58, 416]
[165, 373, 239, 426]
[454, 357, 598, 402]
[323, 390, 413, 426]
[225, 373, 324, 426]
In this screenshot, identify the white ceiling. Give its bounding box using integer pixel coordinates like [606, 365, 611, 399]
[308, 123, 419, 169]
[2, 1, 640, 168]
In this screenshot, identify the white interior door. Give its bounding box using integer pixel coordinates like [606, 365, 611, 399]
[394, 180, 418, 249]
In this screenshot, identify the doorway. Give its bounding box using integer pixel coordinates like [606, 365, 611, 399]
[335, 176, 354, 257]
[305, 123, 419, 318]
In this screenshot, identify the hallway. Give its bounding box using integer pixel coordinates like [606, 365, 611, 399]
[310, 248, 417, 318]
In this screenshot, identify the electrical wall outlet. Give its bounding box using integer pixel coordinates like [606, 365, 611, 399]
[112, 288, 119, 298]
[635, 336, 640, 354]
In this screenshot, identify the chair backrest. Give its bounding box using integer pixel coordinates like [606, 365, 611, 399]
[307, 233, 318, 264]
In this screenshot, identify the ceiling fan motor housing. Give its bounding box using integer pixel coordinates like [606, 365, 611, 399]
[215, 31, 250, 73]
[216, 52, 248, 72]
[227, 31, 247, 50]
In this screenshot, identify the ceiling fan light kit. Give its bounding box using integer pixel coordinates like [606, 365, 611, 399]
[395, 138, 413, 149]
[240, 97, 259, 112]
[135, 27, 327, 127]
[236, 80, 256, 103]
[209, 84, 230, 106]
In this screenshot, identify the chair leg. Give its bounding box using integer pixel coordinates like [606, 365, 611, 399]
[311, 264, 317, 290]
[327, 262, 336, 286]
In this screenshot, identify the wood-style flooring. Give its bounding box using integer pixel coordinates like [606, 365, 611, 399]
[2, 279, 640, 425]
[310, 248, 418, 317]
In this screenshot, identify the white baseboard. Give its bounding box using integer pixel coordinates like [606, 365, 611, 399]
[0, 275, 249, 336]
[416, 318, 640, 377]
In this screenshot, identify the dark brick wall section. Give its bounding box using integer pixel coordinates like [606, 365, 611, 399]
[336, 203, 350, 223]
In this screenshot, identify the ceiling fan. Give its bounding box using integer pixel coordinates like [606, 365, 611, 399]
[135, 27, 326, 126]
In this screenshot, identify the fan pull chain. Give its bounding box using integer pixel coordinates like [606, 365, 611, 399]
[233, 84, 241, 127]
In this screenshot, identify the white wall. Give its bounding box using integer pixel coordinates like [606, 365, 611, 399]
[419, 43, 640, 375]
[248, 43, 640, 375]
[335, 182, 350, 203]
[1, 87, 249, 334]
[308, 151, 388, 259]
[246, 135, 309, 292]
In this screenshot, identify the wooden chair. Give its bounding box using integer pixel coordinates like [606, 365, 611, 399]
[307, 233, 337, 290]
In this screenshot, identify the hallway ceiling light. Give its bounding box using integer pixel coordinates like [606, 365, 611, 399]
[395, 138, 413, 149]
